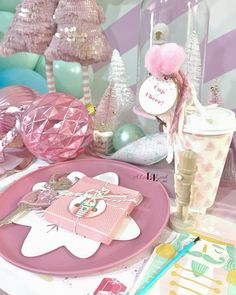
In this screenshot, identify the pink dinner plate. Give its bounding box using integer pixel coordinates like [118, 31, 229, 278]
[0, 158, 170, 276]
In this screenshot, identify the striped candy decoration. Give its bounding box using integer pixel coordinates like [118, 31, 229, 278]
[45, 58, 56, 93]
[82, 65, 92, 105]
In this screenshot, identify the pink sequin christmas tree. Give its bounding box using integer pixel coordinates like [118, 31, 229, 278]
[0, 0, 59, 92]
[45, 0, 112, 105]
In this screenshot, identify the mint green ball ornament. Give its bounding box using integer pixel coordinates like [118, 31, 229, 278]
[0, 0, 21, 12]
[0, 11, 40, 70]
[0, 11, 14, 33]
[35, 56, 94, 98]
[113, 124, 145, 151]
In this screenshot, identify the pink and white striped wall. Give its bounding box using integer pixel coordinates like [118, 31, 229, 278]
[93, 0, 236, 109]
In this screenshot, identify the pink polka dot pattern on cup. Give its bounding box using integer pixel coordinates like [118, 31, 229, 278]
[205, 141, 215, 151]
[174, 132, 234, 212]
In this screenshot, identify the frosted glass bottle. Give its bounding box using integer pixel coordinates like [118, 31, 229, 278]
[136, 0, 209, 103]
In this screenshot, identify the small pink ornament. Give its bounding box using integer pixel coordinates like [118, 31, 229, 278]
[145, 43, 185, 76]
[94, 278, 127, 295]
[20, 93, 93, 163]
[0, 86, 38, 171]
[0, 86, 38, 110]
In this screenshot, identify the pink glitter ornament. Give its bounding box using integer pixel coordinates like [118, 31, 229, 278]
[20, 93, 94, 163]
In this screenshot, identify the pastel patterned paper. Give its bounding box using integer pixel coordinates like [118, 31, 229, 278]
[15, 172, 141, 258]
[156, 234, 236, 295]
[131, 233, 236, 295]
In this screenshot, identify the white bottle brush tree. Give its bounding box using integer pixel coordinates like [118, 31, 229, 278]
[183, 30, 202, 98]
[94, 49, 136, 132]
[109, 49, 136, 123]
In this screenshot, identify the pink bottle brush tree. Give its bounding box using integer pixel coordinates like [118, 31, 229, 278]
[0, 0, 59, 92]
[93, 82, 120, 154]
[208, 79, 223, 105]
[94, 83, 120, 133]
[45, 0, 112, 105]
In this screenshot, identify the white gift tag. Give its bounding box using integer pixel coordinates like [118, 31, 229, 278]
[139, 75, 178, 115]
[69, 196, 107, 218]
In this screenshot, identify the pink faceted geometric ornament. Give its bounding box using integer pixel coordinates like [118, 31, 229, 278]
[20, 93, 93, 163]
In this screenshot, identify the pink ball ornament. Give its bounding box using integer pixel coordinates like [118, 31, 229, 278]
[20, 93, 94, 163]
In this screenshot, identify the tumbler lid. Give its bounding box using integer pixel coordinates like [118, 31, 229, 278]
[184, 106, 236, 135]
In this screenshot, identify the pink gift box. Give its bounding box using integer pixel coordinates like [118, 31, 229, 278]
[44, 176, 143, 245]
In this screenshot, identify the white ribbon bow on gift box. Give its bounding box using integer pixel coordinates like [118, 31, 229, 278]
[68, 186, 139, 218]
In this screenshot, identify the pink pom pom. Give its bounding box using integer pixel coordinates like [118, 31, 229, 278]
[145, 45, 162, 77]
[145, 43, 185, 76]
[159, 43, 185, 75]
